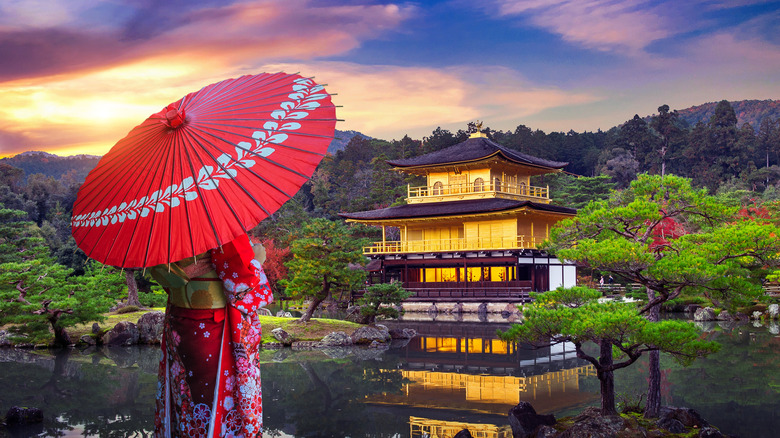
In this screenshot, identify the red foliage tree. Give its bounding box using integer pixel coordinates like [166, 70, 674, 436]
[257, 238, 290, 294]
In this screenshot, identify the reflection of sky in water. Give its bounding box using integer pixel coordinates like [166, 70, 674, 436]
[1, 322, 780, 437]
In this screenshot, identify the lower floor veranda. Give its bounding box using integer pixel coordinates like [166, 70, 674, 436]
[365, 250, 576, 303]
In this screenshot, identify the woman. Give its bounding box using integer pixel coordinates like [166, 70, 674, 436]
[150, 234, 273, 437]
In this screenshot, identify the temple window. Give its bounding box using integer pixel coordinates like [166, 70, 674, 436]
[473, 177, 484, 192]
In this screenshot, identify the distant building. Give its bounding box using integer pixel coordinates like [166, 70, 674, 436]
[339, 131, 577, 304]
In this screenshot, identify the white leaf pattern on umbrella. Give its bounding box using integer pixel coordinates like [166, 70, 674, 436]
[71, 78, 324, 229]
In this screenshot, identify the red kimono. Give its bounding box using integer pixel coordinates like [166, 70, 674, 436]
[154, 234, 273, 437]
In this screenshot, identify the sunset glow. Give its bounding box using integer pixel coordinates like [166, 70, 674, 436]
[1, 0, 778, 158]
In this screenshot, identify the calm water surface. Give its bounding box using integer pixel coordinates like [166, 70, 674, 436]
[1, 318, 778, 437]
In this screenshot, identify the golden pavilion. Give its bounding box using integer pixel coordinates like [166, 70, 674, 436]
[339, 131, 577, 303]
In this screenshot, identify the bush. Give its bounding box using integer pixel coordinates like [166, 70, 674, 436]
[660, 296, 709, 312]
[357, 281, 412, 324]
[139, 288, 167, 308]
[116, 305, 140, 314]
[626, 291, 647, 301]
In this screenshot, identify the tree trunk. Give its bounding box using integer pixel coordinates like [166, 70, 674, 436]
[299, 279, 331, 323]
[50, 318, 72, 347]
[125, 269, 141, 307]
[598, 340, 618, 416]
[299, 295, 325, 323]
[300, 363, 332, 413]
[645, 287, 662, 417]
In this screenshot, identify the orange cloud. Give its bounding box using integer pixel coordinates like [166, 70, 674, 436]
[261, 61, 598, 140]
[0, 1, 418, 157]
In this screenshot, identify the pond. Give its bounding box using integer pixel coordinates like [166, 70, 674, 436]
[1, 318, 779, 437]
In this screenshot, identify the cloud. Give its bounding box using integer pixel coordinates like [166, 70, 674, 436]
[0, 0, 419, 156]
[0, 126, 35, 157]
[262, 61, 598, 139]
[0, 58, 599, 157]
[0, 0, 417, 82]
[490, 0, 676, 55]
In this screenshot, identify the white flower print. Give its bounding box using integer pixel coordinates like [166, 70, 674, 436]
[223, 396, 234, 411]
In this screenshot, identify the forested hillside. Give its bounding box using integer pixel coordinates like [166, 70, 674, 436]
[3, 98, 780, 250]
[1, 97, 779, 296]
[0, 151, 101, 182]
[675, 99, 780, 129]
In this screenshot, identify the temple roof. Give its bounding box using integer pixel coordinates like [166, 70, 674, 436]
[386, 136, 568, 170]
[339, 198, 576, 221]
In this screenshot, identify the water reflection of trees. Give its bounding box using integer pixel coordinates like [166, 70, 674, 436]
[612, 325, 780, 438]
[665, 326, 780, 438]
[0, 346, 157, 437]
[262, 354, 410, 437]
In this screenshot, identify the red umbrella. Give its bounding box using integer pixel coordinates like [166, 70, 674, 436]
[72, 72, 337, 268]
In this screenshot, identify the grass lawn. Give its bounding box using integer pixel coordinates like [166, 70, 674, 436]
[256, 316, 360, 344]
[67, 308, 361, 345]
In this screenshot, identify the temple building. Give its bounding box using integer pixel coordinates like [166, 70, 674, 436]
[339, 131, 577, 303]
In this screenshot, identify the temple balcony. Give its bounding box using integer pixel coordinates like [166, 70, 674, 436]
[406, 181, 550, 204]
[362, 235, 538, 255]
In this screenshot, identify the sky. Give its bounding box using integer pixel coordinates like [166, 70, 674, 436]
[0, 0, 779, 158]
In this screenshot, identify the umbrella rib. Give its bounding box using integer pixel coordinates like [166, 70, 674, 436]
[175, 133, 199, 265]
[117, 131, 180, 267]
[187, 128, 295, 200]
[137, 130, 180, 268]
[74, 123, 165, 203]
[76, 126, 171, 266]
[193, 123, 334, 156]
[198, 73, 303, 111]
[191, 73, 292, 115]
[193, 88, 337, 118]
[187, 124, 317, 182]
[183, 128, 274, 220]
[179, 133, 226, 250]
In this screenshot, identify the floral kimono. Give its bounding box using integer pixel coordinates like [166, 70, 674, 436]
[152, 234, 273, 437]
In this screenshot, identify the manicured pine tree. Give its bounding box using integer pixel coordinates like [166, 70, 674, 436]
[543, 174, 780, 417]
[357, 281, 412, 324]
[500, 287, 719, 416]
[0, 205, 123, 346]
[281, 218, 369, 323]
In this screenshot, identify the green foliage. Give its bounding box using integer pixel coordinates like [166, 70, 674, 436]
[533, 173, 616, 209]
[544, 174, 780, 312]
[281, 218, 369, 322]
[0, 206, 123, 345]
[529, 286, 602, 308]
[357, 281, 412, 324]
[500, 287, 719, 414]
[137, 287, 168, 308]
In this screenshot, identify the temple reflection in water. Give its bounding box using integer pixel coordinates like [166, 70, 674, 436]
[377, 320, 598, 438]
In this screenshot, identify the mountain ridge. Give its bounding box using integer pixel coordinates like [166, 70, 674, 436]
[3, 100, 778, 182]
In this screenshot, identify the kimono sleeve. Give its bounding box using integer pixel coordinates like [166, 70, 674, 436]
[210, 234, 274, 313]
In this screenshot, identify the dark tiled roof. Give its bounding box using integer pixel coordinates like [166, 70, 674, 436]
[387, 136, 568, 169]
[339, 198, 576, 221]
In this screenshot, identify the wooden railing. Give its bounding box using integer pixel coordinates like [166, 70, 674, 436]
[353, 281, 533, 302]
[407, 181, 549, 201]
[405, 284, 532, 302]
[363, 235, 537, 254]
[765, 285, 780, 296]
[596, 283, 644, 294]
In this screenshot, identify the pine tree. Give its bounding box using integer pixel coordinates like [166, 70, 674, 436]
[0, 205, 123, 346]
[500, 287, 718, 416]
[281, 219, 369, 322]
